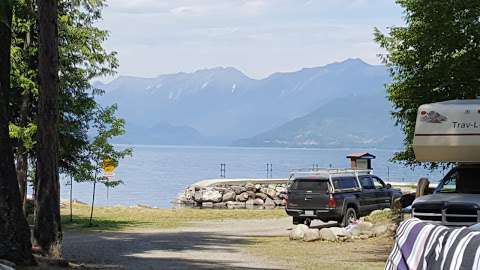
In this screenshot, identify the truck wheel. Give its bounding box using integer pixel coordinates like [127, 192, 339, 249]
[304, 218, 312, 227]
[340, 208, 357, 227]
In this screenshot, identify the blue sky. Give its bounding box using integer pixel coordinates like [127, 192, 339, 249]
[101, 0, 404, 79]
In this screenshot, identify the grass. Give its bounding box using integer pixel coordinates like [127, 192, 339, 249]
[246, 236, 392, 270]
[61, 203, 287, 231]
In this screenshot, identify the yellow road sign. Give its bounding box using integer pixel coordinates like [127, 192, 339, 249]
[102, 159, 116, 174]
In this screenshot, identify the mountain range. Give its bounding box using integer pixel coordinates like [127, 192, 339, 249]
[95, 58, 402, 148]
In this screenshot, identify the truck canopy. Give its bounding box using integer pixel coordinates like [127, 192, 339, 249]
[413, 99, 480, 162]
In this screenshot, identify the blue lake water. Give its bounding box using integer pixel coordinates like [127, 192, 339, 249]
[60, 145, 445, 208]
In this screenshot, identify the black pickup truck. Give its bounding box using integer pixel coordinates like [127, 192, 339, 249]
[285, 171, 402, 227]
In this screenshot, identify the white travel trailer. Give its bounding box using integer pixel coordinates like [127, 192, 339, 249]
[413, 99, 480, 162]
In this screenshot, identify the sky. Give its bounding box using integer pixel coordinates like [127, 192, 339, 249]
[100, 0, 404, 80]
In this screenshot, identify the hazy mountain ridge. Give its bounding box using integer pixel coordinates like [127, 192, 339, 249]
[233, 95, 403, 148]
[96, 58, 397, 146]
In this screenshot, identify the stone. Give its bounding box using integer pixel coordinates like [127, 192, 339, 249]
[255, 193, 268, 200]
[222, 191, 236, 202]
[232, 186, 247, 195]
[193, 191, 203, 203]
[245, 182, 256, 192]
[236, 192, 249, 202]
[202, 190, 223, 203]
[247, 191, 256, 199]
[253, 198, 264, 205]
[372, 224, 390, 237]
[260, 188, 277, 199]
[329, 227, 352, 238]
[274, 199, 285, 206]
[388, 224, 398, 235]
[202, 202, 213, 208]
[303, 229, 321, 242]
[349, 222, 374, 237]
[289, 224, 309, 240]
[255, 184, 262, 191]
[226, 201, 246, 209]
[319, 228, 337, 242]
[275, 186, 287, 193]
[264, 197, 276, 207]
[277, 193, 287, 200]
[213, 202, 227, 208]
[246, 199, 255, 206]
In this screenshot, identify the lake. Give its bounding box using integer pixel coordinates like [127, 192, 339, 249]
[60, 145, 444, 208]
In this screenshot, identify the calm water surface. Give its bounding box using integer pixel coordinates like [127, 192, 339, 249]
[60, 145, 444, 208]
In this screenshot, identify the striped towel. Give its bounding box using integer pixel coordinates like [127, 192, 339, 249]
[385, 218, 480, 270]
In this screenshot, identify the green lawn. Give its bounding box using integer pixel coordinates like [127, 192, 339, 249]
[61, 203, 287, 231]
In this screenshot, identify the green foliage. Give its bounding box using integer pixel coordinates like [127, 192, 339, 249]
[10, 0, 120, 178]
[74, 105, 132, 188]
[374, 0, 480, 168]
[9, 122, 37, 150]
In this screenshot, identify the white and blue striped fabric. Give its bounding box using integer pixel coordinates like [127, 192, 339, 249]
[386, 218, 480, 270]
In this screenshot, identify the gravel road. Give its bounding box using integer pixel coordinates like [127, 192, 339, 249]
[62, 217, 295, 270]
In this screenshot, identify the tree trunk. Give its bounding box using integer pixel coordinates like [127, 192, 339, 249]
[16, 75, 32, 215]
[34, 0, 62, 257]
[0, 1, 34, 264]
[15, 150, 28, 215]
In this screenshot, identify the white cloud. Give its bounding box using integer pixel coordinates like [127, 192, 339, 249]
[100, 0, 402, 79]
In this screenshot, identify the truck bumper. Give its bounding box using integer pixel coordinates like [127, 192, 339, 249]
[285, 208, 341, 221]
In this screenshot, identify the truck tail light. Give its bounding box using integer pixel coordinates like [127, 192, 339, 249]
[328, 194, 336, 208]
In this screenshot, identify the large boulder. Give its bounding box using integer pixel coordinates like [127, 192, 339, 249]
[329, 227, 352, 242]
[236, 192, 249, 202]
[349, 222, 374, 237]
[372, 224, 390, 237]
[222, 191, 236, 202]
[255, 193, 268, 201]
[260, 188, 277, 199]
[274, 199, 285, 206]
[319, 228, 337, 242]
[245, 182, 256, 192]
[289, 224, 309, 240]
[202, 202, 214, 208]
[232, 186, 247, 195]
[264, 197, 276, 207]
[193, 191, 203, 203]
[303, 229, 321, 242]
[253, 198, 264, 205]
[213, 202, 227, 208]
[247, 191, 256, 199]
[202, 190, 223, 203]
[226, 201, 246, 209]
[245, 199, 255, 206]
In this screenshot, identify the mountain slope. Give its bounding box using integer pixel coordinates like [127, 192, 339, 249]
[96, 58, 391, 144]
[233, 95, 402, 148]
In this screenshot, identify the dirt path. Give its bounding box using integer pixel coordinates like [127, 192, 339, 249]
[62, 217, 294, 270]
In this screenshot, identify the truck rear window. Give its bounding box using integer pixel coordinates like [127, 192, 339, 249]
[291, 179, 329, 192]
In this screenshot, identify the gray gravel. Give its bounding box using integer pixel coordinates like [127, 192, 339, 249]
[62, 217, 293, 270]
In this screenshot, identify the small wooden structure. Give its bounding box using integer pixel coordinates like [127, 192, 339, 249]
[347, 152, 376, 170]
